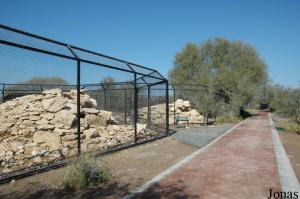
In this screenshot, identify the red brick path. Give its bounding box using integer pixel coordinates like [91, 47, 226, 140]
[136, 112, 281, 199]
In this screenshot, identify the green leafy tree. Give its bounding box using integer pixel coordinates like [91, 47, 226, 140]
[268, 84, 300, 124]
[169, 38, 268, 117]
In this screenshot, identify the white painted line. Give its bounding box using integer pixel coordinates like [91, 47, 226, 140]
[123, 119, 248, 199]
[268, 113, 300, 193]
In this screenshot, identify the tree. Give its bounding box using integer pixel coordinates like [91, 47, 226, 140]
[169, 38, 268, 117]
[268, 84, 300, 124]
[3, 77, 69, 101]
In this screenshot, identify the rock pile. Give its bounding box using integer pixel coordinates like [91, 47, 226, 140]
[0, 89, 150, 174]
[139, 99, 204, 124]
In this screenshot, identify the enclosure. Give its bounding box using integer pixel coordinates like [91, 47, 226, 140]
[0, 24, 169, 181]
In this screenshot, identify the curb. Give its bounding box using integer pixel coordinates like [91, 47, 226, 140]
[268, 113, 300, 192]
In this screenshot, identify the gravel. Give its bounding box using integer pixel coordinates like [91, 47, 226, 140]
[171, 123, 235, 148]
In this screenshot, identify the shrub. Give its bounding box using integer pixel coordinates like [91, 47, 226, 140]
[285, 123, 300, 134]
[64, 154, 109, 190]
[216, 115, 242, 123]
[216, 111, 242, 123]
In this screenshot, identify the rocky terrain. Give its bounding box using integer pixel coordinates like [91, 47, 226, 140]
[139, 99, 204, 125]
[0, 89, 152, 174]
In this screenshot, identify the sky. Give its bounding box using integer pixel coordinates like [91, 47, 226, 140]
[1, 0, 299, 87]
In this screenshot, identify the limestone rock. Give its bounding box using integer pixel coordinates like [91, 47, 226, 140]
[0, 123, 14, 135]
[98, 110, 112, 121]
[32, 131, 61, 151]
[138, 99, 204, 124]
[22, 120, 35, 126]
[53, 128, 75, 136]
[80, 118, 89, 129]
[137, 123, 146, 134]
[89, 98, 98, 108]
[42, 97, 67, 113]
[53, 110, 76, 129]
[42, 88, 62, 96]
[37, 124, 55, 131]
[83, 128, 99, 139]
[0, 88, 154, 173]
[61, 134, 77, 141]
[41, 113, 55, 120]
[29, 116, 40, 121]
[85, 114, 101, 127]
[83, 108, 99, 114]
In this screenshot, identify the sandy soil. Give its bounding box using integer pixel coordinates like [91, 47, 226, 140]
[279, 133, 300, 182]
[0, 137, 197, 199]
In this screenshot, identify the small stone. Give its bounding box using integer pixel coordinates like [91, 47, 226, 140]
[3, 168, 12, 173]
[41, 113, 55, 120]
[83, 108, 99, 114]
[31, 150, 48, 157]
[37, 124, 55, 130]
[29, 116, 40, 121]
[33, 156, 42, 164]
[61, 147, 69, 157]
[42, 88, 62, 96]
[61, 134, 77, 141]
[23, 120, 35, 126]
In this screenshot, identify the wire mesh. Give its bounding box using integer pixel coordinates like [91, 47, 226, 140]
[0, 41, 78, 176]
[0, 25, 168, 180]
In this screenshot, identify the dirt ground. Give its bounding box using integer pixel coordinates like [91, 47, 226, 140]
[0, 137, 197, 199]
[279, 133, 300, 181]
[273, 115, 300, 182]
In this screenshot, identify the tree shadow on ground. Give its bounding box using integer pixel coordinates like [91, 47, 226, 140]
[134, 180, 200, 199]
[0, 181, 132, 199]
[275, 126, 286, 132]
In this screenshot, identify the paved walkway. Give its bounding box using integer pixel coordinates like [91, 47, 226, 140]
[133, 112, 281, 199]
[171, 123, 234, 149]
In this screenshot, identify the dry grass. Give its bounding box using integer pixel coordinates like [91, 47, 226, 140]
[273, 116, 300, 134]
[64, 154, 109, 190]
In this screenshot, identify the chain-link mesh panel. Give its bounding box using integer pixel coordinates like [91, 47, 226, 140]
[149, 83, 168, 134]
[170, 84, 223, 127]
[79, 62, 137, 153]
[0, 27, 74, 58]
[73, 48, 133, 72]
[0, 42, 78, 176]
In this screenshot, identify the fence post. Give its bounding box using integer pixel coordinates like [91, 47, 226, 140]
[75, 60, 81, 156]
[166, 81, 169, 135]
[104, 89, 107, 110]
[147, 85, 151, 128]
[2, 84, 5, 103]
[67, 45, 81, 156]
[173, 89, 176, 125]
[124, 89, 127, 124]
[134, 73, 138, 143]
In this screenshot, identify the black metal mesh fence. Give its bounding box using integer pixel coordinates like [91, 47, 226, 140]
[0, 24, 228, 182]
[0, 24, 168, 181]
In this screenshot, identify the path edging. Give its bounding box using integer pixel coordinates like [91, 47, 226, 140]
[268, 113, 300, 192]
[123, 119, 248, 199]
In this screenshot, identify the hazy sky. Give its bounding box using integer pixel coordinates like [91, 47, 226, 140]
[1, 0, 299, 87]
